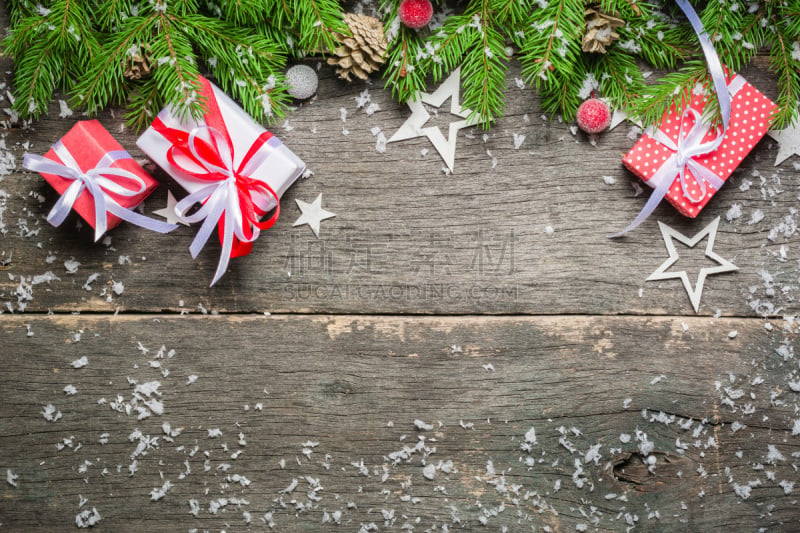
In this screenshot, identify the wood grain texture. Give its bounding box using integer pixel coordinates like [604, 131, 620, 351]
[1, 315, 798, 532]
[1, 6, 799, 530]
[0, 58, 796, 316]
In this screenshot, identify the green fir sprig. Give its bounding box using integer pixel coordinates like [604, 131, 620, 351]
[4, 0, 100, 120]
[2, 0, 800, 131]
[381, 0, 529, 127]
[379, 0, 798, 130]
[635, 0, 800, 129]
[379, 0, 437, 106]
[3, 0, 345, 130]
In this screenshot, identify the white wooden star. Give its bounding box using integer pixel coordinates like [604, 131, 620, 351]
[647, 217, 738, 313]
[767, 105, 800, 166]
[603, 100, 642, 131]
[152, 190, 189, 226]
[387, 68, 483, 172]
[293, 193, 335, 238]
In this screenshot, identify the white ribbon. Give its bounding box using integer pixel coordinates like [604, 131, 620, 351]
[24, 141, 177, 241]
[172, 126, 277, 286]
[611, 0, 737, 237]
[610, 76, 746, 237]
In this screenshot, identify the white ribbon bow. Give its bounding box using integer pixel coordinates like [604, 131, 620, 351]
[24, 141, 177, 241]
[652, 108, 727, 203]
[173, 127, 276, 286]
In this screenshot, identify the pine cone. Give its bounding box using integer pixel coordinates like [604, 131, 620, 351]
[582, 7, 625, 54]
[123, 47, 152, 80]
[327, 13, 387, 81]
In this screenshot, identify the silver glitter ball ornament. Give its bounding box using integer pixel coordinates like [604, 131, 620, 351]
[286, 65, 318, 100]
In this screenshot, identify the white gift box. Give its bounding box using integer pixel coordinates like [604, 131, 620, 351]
[136, 77, 306, 286]
[136, 78, 305, 212]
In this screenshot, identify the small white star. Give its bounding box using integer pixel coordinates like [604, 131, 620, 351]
[604, 101, 642, 131]
[767, 105, 800, 166]
[293, 193, 335, 238]
[152, 190, 189, 226]
[647, 217, 738, 313]
[387, 68, 483, 172]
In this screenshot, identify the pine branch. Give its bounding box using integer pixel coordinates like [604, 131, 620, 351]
[594, 48, 645, 117]
[187, 15, 290, 122]
[630, 60, 707, 129]
[764, 4, 800, 129]
[459, 7, 507, 124]
[290, 0, 347, 54]
[3, 0, 100, 119]
[70, 12, 156, 115]
[599, 0, 643, 19]
[380, 0, 430, 106]
[149, 11, 204, 121]
[620, 14, 686, 70]
[409, 0, 529, 126]
[125, 75, 164, 130]
[94, 0, 137, 31]
[215, 0, 266, 25]
[518, 0, 584, 88]
[537, 67, 586, 120]
[699, 0, 749, 73]
[6, 0, 39, 26]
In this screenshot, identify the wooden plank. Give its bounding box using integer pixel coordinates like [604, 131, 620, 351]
[1, 314, 797, 531]
[0, 59, 797, 316]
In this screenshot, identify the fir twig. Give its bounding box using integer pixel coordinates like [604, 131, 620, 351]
[630, 60, 707, 129]
[3, 0, 99, 119]
[764, 4, 800, 128]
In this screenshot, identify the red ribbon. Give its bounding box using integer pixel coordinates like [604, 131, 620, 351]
[151, 76, 279, 258]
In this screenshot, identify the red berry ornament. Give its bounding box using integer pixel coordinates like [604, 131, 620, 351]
[576, 98, 611, 134]
[399, 0, 434, 29]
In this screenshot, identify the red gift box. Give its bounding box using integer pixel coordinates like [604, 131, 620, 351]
[36, 120, 159, 233]
[623, 72, 777, 218]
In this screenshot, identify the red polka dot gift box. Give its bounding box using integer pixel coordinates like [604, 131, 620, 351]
[623, 71, 777, 218]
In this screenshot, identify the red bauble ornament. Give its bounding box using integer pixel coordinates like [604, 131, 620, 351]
[576, 98, 611, 134]
[399, 0, 434, 29]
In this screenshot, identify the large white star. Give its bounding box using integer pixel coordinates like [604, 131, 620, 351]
[647, 217, 738, 313]
[387, 68, 483, 172]
[293, 193, 335, 238]
[767, 106, 800, 166]
[152, 190, 190, 226]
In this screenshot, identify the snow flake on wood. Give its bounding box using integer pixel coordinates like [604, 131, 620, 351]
[41, 403, 62, 422]
[64, 258, 81, 274]
[414, 419, 434, 431]
[150, 480, 172, 501]
[75, 507, 102, 528]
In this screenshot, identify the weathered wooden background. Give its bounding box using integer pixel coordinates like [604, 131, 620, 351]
[1, 7, 799, 532]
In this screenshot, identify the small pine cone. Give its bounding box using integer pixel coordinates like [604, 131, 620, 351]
[123, 48, 152, 80]
[327, 13, 388, 81]
[582, 7, 625, 54]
